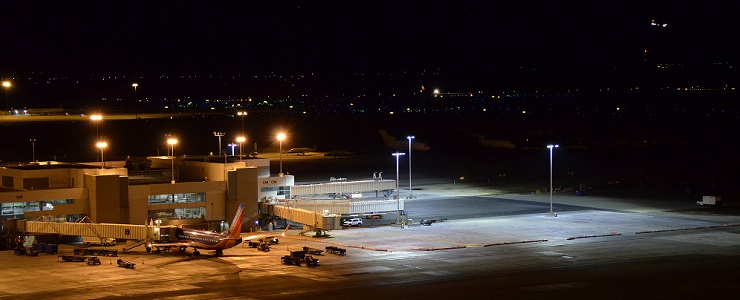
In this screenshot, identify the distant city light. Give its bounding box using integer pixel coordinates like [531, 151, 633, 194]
[650, 20, 668, 27]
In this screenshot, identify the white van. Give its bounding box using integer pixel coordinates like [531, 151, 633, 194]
[82, 236, 117, 246]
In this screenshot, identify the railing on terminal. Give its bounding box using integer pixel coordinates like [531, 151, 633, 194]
[128, 169, 178, 184]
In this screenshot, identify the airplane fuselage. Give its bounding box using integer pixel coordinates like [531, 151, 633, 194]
[176, 228, 243, 250]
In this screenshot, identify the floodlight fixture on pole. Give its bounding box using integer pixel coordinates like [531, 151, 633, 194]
[236, 136, 246, 161]
[213, 132, 225, 156]
[546, 144, 559, 217]
[407, 136, 414, 199]
[132, 83, 139, 118]
[168, 138, 178, 184]
[392, 152, 406, 227]
[30, 139, 37, 162]
[132, 83, 138, 99]
[2, 80, 10, 111]
[90, 114, 103, 139]
[237, 111, 247, 136]
[277, 132, 286, 176]
[96, 141, 108, 169]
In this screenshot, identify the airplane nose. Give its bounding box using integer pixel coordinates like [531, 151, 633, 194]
[234, 237, 242, 246]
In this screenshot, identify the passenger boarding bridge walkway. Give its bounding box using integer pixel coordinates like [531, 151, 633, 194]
[263, 179, 404, 235]
[17, 219, 150, 241]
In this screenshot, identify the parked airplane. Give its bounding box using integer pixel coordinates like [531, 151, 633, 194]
[379, 130, 430, 151]
[287, 147, 316, 155]
[324, 149, 354, 157]
[145, 204, 244, 256]
[472, 134, 516, 149]
[11, 107, 69, 116]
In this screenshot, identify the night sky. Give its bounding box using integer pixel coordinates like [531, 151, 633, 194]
[2, 1, 738, 76]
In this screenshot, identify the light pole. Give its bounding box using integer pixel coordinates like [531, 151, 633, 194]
[407, 135, 414, 199]
[2, 80, 10, 112]
[132, 83, 138, 101]
[90, 114, 103, 139]
[132, 83, 138, 118]
[546, 144, 559, 217]
[237, 111, 247, 135]
[213, 132, 225, 156]
[236, 136, 246, 161]
[277, 133, 286, 176]
[30, 139, 37, 162]
[392, 152, 406, 227]
[168, 138, 178, 184]
[96, 141, 107, 169]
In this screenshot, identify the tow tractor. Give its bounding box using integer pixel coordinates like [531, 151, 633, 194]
[281, 250, 319, 266]
[247, 240, 271, 251]
[117, 259, 136, 269]
[325, 246, 346, 256]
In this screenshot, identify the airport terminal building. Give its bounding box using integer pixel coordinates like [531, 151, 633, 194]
[0, 157, 294, 233]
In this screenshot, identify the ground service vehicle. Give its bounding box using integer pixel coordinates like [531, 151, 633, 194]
[325, 246, 346, 256]
[259, 236, 280, 244]
[697, 196, 722, 206]
[82, 236, 116, 246]
[281, 250, 319, 266]
[87, 257, 101, 265]
[258, 243, 271, 252]
[14, 247, 39, 256]
[343, 218, 362, 227]
[73, 248, 118, 257]
[117, 259, 135, 269]
[60, 255, 89, 262]
[302, 246, 324, 255]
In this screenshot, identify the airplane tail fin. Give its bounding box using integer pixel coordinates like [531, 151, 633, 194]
[226, 204, 245, 238]
[379, 130, 395, 145]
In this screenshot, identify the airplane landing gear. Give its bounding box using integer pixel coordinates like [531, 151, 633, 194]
[193, 250, 200, 256]
[215, 249, 223, 256]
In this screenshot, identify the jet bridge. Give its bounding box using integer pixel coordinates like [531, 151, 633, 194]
[271, 199, 403, 215]
[13, 216, 182, 244]
[291, 179, 396, 198]
[260, 197, 401, 235]
[17, 219, 151, 240]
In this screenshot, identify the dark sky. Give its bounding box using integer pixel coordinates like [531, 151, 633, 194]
[1, 1, 738, 75]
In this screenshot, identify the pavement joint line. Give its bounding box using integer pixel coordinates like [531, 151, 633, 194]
[410, 246, 467, 251]
[566, 233, 621, 240]
[634, 223, 740, 235]
[482, 239, 549, 247]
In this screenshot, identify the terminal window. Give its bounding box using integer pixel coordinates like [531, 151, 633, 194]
[260, 186, 291, 198]
[1, 199, 74, 220]
[148, 206, 206, 220]
[147, 192, 205, 205]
